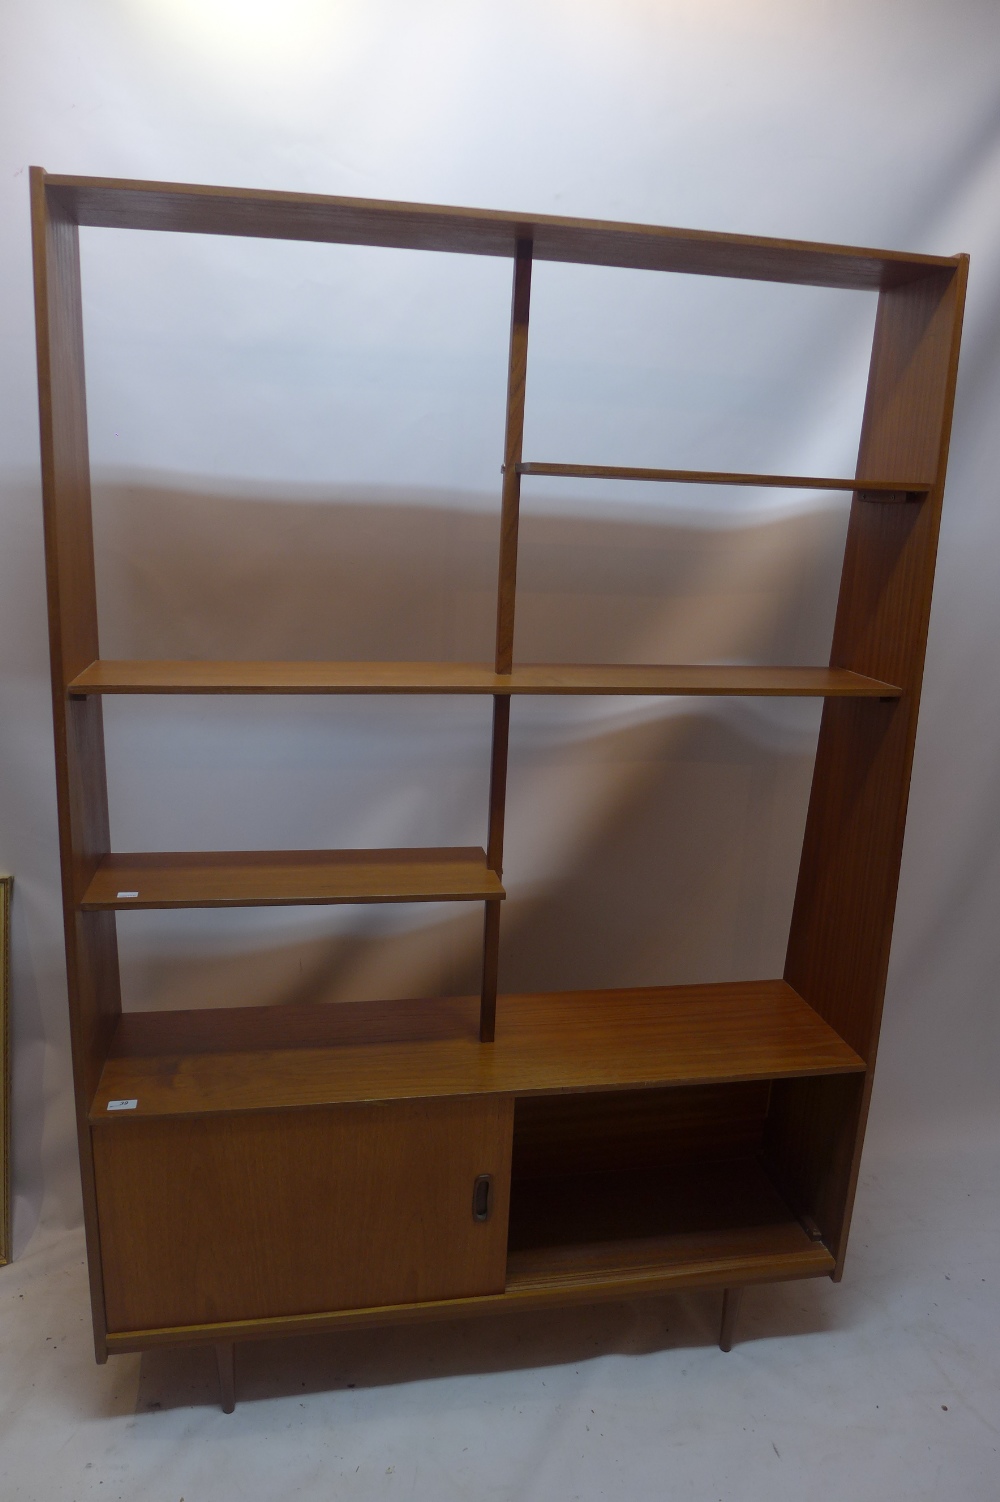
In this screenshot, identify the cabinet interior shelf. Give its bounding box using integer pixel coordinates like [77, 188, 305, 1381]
[80, 847, 503, 910]
[506, 1159, 835, 1293]
[68, 660, 902, 698]
[90, 981, 865, 1121]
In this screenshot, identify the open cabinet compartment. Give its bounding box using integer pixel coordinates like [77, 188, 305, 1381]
[506, 1080, 844, 1294]
[31, 169, 966, 1408]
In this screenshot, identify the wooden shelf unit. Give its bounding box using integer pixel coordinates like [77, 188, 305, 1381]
[31, 168, 967, 1409]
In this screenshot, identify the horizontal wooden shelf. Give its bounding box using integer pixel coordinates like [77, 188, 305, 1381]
[43, 172, 959, 290]
[506, 1158, 834, 1293]
[518, 461, 931, 495]
[89, 981, 865, 1120]
[68, 660, 902, 698]
[80, 848, 503, 910]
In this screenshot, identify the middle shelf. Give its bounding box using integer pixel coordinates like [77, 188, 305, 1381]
[89, 980, 866, 1121]
[67, 660, 902, 697]
[80, 846, 504, 910]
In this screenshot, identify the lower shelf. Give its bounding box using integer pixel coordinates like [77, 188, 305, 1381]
[506, 1157, 826, 1293]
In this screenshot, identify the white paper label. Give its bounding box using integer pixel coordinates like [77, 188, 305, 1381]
[116, 891, 139, 899]
[107, 1098, 138, 1111]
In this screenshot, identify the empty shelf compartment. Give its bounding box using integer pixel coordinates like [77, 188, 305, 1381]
[506, 1157, 832, 1291]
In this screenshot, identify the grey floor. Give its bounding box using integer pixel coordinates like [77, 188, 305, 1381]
[2, 1127, 997, 1502]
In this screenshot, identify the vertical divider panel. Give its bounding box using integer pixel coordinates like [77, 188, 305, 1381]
[495, 239, 533, 675]
[768, 261, 969, 1269]
[31, 169, 122, 1357]
[481, 239, 533, 1042]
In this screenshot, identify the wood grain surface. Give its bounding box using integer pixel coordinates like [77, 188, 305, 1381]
[93, 1097, 513, 1332]
[90, 982, 864, 1120]
[68, 660, 902, 697]
[80, 847, 504, 910]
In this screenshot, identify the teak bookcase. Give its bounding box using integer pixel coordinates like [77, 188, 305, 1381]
[31, 168, 967, 1413]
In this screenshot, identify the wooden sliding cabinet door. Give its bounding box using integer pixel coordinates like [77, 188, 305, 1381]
[93, 1097, 514, 1333]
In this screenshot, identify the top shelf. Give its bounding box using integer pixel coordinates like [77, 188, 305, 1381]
[68, 661, 902, 698]
[41, 171, 961, 290]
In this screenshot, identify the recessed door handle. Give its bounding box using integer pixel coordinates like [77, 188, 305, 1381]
[472, 1173, 493, 1222]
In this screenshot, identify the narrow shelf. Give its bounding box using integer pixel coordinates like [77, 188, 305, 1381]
[80, 847, 504, 910]
[506, 1159, 834, 1292]
[89, 981, 866, 1121]
[518, 461, 931, 495]
[68, 660, 902, 698]
[47, 172, 959, 290]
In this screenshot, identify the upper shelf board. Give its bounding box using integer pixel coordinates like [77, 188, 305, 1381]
[39, 171, 961, 290]
[90, 980, 866, 1120]
[80, 847, 504, 910]
[68, 661, 901, 697]
[518, 463, 932, 495]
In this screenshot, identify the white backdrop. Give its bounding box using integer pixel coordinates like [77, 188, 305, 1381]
[2, 0, 999, 1259]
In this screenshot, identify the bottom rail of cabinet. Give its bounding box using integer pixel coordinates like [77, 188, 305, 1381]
[104, 1241, 834, 1355]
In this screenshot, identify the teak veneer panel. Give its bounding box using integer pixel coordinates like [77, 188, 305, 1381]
[93, 1097, 513, 1332]
[80, 847, 504, 910]
[44, 173, 958, 289]
[67, 660, 901, 698]
[90, 983, 864, 1120]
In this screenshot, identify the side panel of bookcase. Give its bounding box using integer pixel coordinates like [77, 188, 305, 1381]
[93, 1098, 514, 1333]
[768, 260, 968, 1271]
[31, 169, 121, 1357]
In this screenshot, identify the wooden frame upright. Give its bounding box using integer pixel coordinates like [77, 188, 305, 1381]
[31, 168, 966, 1403]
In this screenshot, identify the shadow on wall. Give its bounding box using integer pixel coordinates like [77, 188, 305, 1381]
[91, 477, 850, 1011]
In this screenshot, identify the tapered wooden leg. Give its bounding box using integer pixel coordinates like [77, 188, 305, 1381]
[719, 1287, 743, 1352]
[215, 1342, 236, 1413]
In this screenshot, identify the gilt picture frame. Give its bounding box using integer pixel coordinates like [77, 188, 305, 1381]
[0, 874, 11, 1264]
